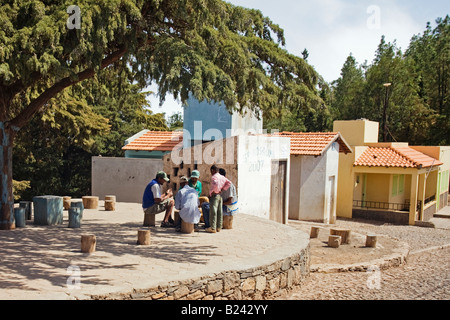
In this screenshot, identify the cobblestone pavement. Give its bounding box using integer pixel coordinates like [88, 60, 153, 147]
[281, 218, 450, 300]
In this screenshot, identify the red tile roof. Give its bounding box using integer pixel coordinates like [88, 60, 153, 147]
[354, 147, 443, 168]
[123, 130, 353, 156]
[122, 131, 183, 152]
[272, 132, 352, 156]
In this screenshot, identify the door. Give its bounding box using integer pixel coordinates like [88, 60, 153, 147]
[362, 173, 367, 207]
[328, 176, 336, 224]
[270, 160, 287, 224]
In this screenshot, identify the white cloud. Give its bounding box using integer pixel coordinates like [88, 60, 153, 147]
[147, 0, 448, 114]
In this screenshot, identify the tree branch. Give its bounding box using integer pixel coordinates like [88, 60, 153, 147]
[9, 46, 128, 130]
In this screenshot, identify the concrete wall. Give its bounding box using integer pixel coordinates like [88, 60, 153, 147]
[237, 135, 291, 222]
[92, 157, 163, 203]
[289, 142, 339, 223]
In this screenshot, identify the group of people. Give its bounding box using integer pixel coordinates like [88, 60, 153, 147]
[142, 165, 238, 233]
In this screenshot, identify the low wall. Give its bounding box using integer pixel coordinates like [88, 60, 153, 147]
[90, 246, 310, 300]
[352, 208, 409, 225]
[91, 157, 163, 203]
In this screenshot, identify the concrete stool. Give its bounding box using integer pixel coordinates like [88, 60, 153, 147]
[33, 196, 63, 226]
[310, 226, 321, 239]
[19, 201, 32, 220]
[68, 207, 81, 228]
[181, 219, 194, 234]
[63, 196, 71, 210]
[328, 235, 341, 248]
[14, 207, 26, 228]
[143, 213, 156, 227]
[223, 215, 233, 229]
[174, 209, 180, 225]
[330, 228, 351, 244]
[81, 235, 96, 253]
[70, 201, 84, 220]
[104, 200, 115, 211]
[82, 196, 99, 209]
[366, 235, 377, 248]
[137, 229, 151, 245]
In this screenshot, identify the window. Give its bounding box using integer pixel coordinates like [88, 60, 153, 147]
[392, 174, 405, 197]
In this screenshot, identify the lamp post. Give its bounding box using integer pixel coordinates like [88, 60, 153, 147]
[383, 83, 392, 142]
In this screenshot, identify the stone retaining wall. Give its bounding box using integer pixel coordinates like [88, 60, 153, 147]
[91, 246, 310, 300]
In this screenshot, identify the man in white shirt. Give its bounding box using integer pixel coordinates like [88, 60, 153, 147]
[175, 176, 201, 232]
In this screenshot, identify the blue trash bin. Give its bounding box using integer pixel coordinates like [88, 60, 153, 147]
[14, 207, 26, 228]
[19, 201, 32, 220]
[68, 207, 81, 228]
[70, 201, 84, 220]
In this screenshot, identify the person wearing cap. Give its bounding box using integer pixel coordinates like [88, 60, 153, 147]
[188, 170, 202, 197]
[174, 176, 201, 232]
[142, 171, 175, 228]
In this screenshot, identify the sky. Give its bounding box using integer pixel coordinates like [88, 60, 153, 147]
[147, 0, 450, 118]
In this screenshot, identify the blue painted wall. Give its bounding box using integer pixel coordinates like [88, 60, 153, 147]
[183, 97, 233, 148]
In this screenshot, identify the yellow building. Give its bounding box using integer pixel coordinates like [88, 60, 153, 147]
[334, 120, 449, 225]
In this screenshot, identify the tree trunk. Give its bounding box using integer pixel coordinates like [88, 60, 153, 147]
[0, 122, 15, 230]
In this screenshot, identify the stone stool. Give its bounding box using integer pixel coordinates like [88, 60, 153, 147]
[33, 196, 63, 226]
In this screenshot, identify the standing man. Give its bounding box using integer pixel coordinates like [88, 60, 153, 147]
[142, 171, 175, 228]
[206, 165, 231, 233]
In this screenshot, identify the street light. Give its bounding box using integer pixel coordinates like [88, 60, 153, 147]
[383, 83, 392, 142]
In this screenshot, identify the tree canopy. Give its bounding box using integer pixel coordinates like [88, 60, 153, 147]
[327, 16, 449, 145]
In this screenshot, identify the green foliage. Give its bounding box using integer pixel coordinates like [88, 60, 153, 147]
[12, 180, 30, 201]
[13, 65, 168, 199]
[329, 17, 449, 145]
[167, 112, 184, 131]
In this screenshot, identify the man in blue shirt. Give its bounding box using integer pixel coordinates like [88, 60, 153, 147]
[143, 171, 175, 228]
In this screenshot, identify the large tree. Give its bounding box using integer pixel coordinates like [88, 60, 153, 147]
[0, 0, 322, 229]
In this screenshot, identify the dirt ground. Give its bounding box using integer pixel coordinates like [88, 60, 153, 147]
[289, 221, 408, 267]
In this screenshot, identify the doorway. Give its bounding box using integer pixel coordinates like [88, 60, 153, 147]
[270, 160, 287, 224]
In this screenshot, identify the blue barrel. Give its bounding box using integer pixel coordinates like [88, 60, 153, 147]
[19, 201, 32, 220]
[14, 207, 26, 228]
[70, 201, 84, 220]
[68, 207, 81, 228]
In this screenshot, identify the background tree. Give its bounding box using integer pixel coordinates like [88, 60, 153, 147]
[406, 16, 449, 145]
[0, 0, 324, 229]
[330, 54, 365, 121]
[167, 112, 184, 131]
[13, 64, 168, 200]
